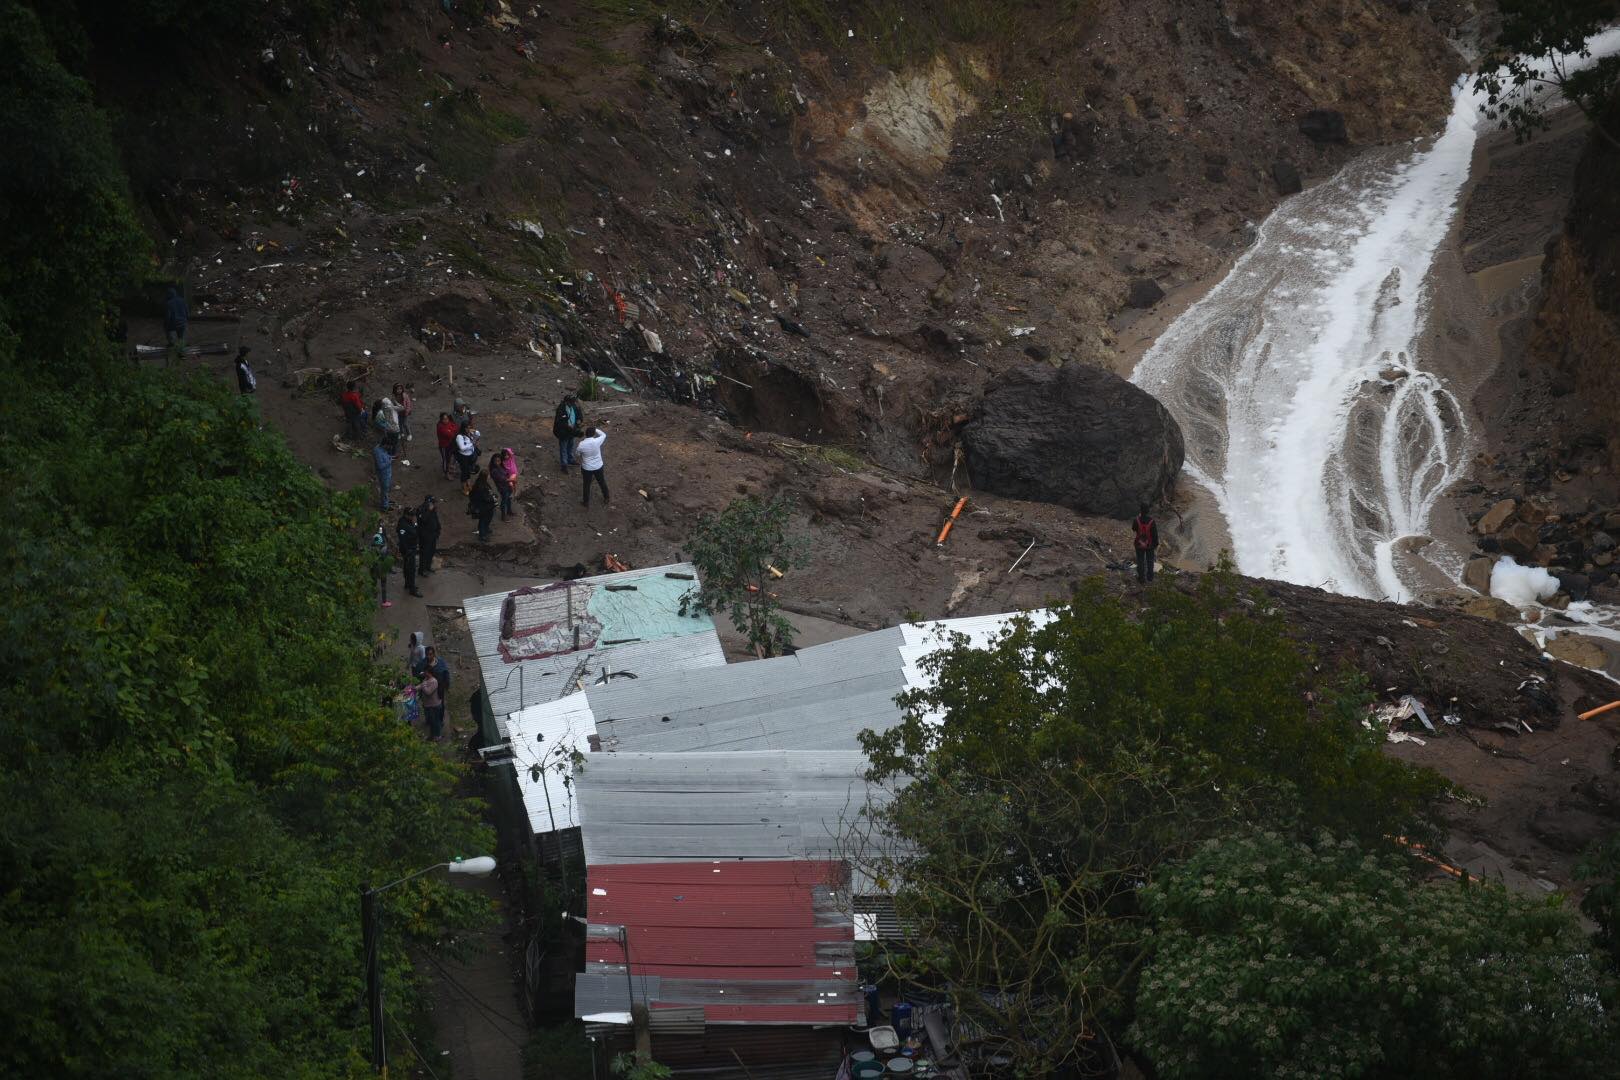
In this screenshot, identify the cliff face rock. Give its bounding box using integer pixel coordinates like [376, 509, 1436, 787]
[962, 363, 1184, 519]
[1530, 108, 1620, 472]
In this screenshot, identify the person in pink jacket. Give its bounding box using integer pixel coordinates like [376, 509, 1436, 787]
[492, 447, 520, 520]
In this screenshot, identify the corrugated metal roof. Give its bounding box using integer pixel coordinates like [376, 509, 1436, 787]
[464, 563, 724, 723]
[576, 860, 859, 1025]
[576, 751, 882, 866]
[501, 608, 1048, 838]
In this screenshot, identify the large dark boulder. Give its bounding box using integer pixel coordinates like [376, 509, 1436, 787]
[962, 362, 1184, 518]
[1299, 109, 1348, 143]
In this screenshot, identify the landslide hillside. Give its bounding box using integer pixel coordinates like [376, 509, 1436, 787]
[67, 0, 1620, 891]
[105, 0, 1469, 473]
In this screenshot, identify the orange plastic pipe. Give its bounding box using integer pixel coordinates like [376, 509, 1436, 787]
[1578, 700, 1620, 721]
[935, 497, 968, 546]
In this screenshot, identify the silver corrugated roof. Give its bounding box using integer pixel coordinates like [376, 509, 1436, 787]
[576, 751, 885, 866]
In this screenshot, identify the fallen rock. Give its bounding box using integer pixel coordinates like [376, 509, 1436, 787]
[962, 362, 1184, 519]
[807, 477, 865, 520]
[1298, 108, 1348, 143]
[1461, 596, 1521, 623]
[1126, 278, 1165, 309]
[1500, 522, 1540, 560]
[1271, 160, 1303, 195]
[1476, 498, 1517, 535]
[1556, 571, 1591, 601]
[1593, 530, 1617, 554]
[1546, 634, 1605, 669]
[1463, 556, 1494, 595]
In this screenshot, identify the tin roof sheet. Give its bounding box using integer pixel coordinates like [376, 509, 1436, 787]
[576, 860, 859, 1025]
[575, 751, 881, 866]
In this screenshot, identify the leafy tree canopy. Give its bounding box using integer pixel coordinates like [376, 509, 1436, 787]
[854, 572, 1452, 1073]
[1475, 0, 1620, 147]
[0, 5, 492, 1074]
[1132, 831, 1615, 1080]
[683, 493, 809, 657]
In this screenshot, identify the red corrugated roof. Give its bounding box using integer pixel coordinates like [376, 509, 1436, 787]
[587, 860, 858, 1024]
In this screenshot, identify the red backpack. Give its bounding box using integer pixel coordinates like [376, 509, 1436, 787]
[1133, 516, 1155, 550]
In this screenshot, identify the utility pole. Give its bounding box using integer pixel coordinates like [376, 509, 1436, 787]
[361, 886, 386, 1072]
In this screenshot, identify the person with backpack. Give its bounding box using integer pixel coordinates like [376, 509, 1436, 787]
[235, 346, 257, 394]
[396, 506, 423, 598]
[417, 494, 441, 575]
[1132, 504, 1159, 584]
[368, 521, 394, 609]
[553, 392, 583, 472]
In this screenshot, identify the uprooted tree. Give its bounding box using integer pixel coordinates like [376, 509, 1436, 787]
[853, 572, 1455, 1075]
[682, 493, 809, 658]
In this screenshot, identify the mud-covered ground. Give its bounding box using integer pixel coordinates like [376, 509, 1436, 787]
[115, 0, 1620, 900]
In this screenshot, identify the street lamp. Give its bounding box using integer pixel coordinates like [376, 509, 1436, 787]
[361, 857, 497, 1073]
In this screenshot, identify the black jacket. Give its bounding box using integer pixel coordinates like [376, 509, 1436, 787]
[163, 291, 188, 334]
[396, 520, 420, 555]
[417, 505, 441, 543]
[552, 399, 582, 439]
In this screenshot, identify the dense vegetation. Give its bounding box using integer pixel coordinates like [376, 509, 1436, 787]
[0, 3, 489, 1075]
[858, 573, 1616, 1076]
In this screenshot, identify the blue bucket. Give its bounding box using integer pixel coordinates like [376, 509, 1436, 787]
[890, 1002, 913, 1039]
[861, 984, 881, 1025]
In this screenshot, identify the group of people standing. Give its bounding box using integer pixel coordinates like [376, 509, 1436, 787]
[350, 378, 618, 606]
[407, 633, 451, 742]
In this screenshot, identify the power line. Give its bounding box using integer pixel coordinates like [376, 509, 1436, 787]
[419, 950, 532, 1050]
[386, 1008, 444, 1080]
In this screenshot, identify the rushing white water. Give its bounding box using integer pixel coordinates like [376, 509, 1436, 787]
[1133, 31, 1620, 602]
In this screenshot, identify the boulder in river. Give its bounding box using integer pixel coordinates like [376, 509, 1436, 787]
[1463, 556, 1494, 595]
[962, 362, 1184, 519]
[1298, 109, 1348, 143]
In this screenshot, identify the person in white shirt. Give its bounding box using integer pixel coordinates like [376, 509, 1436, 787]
[454, 420, 480, 482]
[577, 426, 609, 507]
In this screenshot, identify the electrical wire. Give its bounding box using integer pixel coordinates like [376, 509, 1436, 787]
[418, 950, 533, 1050]
[386, 1008, 444, 1080]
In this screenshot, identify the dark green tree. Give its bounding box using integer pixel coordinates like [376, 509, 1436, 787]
[1132, 831, 1615, 1079]
[1576, 829, 1620, 970]
[1474, 1, 1620, 148]
[682, 493, 809, 657]
[854, 572, 1451, 1073]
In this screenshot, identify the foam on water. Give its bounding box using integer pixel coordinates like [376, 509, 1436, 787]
[1133, 30, 1620, 601]
[1489, 556, 1560, 607]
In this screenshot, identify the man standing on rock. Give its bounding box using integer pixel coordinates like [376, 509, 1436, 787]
[577, 425, 609, 508]
[1132, 504, 1159, 585]
[553, 392, 583, 472]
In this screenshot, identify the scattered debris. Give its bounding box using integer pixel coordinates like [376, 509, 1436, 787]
[1578, 699, 1620, 721]
[935, 497, 968, 546]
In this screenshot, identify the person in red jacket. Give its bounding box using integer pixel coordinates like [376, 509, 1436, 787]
[339, 380, 367, 439]
[1132, 504, 1159, 584]
[435, 412, 459, 478]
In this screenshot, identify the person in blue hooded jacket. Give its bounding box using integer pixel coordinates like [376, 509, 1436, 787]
[163, 286, 189, 363]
